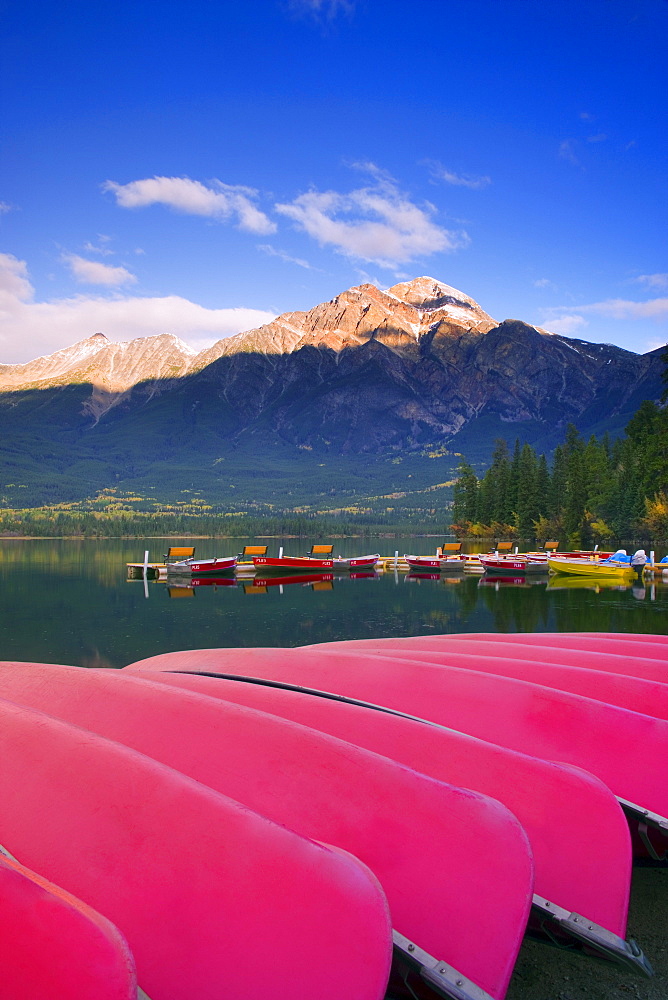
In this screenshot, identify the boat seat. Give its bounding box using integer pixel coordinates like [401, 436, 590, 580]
[310, 544, 334, 555]
[239, 545, 268, 558]
[163, 546, 195, 563]
[440, 542, 462, 554]
[495, 542, 513, 552]
[543, 541, 559, 551]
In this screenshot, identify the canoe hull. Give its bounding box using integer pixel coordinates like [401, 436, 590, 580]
[0, 695, 393, 1000]
[126, 644, 668, 846]
[0, 853, 137, 1000]
[0, 662, 534, 1000]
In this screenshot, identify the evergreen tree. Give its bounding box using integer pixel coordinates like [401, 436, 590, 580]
[451, 461, 479, 525]
[516, 443, 540, 537]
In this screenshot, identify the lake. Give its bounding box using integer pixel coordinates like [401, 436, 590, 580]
[1, 537, 666, 668]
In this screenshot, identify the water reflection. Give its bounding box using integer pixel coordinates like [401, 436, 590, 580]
[0, 538, 666, 669]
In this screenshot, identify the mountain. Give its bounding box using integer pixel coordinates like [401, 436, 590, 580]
[0, 277, 663, 511]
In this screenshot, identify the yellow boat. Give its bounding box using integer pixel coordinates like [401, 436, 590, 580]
[546, 575, 632, 592]
[547, 556, 637, 580]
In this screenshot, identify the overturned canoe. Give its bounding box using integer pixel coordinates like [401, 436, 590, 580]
[341, 635, 668, 683]
[311, 638, 668, 721]
[0, 851, 137, 1000]
[445, 633, 668, 680]
[0, 662, 533, 1000]
[0, 694, 392, 1000]
[126, 645, 668, 862]
[132, 667, 652, 975]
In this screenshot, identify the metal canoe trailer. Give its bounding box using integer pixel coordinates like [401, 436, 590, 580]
[311, 639, 668, 722]
[126, 665, 653, 976]
[327, 634, 668, 684]
[0, 694, 393, 1000]
[0, 663, 533, 1000]
[126, 644, 668, 867]
[0, 850, 137, 1000]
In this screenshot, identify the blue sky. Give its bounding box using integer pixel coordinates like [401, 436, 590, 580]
[1, 0, 666, 363]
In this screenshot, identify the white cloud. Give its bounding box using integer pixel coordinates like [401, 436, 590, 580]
[63, 253, 137, 287]
[586, 133, 607, 143]
[0, 201, 13, 215]
[275, 166, 467, 269]
[0, 254, 275, 364]
[540, 296, 668, 340]
[543, 314, 589, 336]
[257, 243, 317, 270]
[83, 236, 114, 256]
[423, 159, 491, 190]
[533, 278, 556, 290]
[576, 297, 668, 320]
[634, 273, 668, 290]
[103, 175, 276, 235]
[0, 252, 33, 309]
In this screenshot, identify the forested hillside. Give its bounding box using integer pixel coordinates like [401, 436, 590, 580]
[451, 398, 668, 543]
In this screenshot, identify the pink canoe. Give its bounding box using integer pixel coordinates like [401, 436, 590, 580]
[0, 663, 533, 1000]
[132, 668, 653, 976]
[0, 695, 392, 1000]
[0, 851, 136, 1000]
[324, 635, 668, 684]
[448, 633, 668, 675]
[311, 638, 668, 721]
[126, 645, 668, 863]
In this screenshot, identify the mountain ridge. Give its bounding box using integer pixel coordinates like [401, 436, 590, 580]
[0, 276, 663, 508]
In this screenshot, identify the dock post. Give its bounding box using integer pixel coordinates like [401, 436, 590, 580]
[278, 546, 284, 558]
[394, 550, 399, 569]
[143, 550, 149, 575]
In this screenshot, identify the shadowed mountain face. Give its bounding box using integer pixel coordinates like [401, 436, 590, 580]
[0, 277, 663, 505]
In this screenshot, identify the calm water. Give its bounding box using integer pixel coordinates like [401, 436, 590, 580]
[1, 537, 666, 668]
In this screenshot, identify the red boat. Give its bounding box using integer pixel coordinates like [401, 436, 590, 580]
[405, 555, 466, 573]
[479, 555, 547, 575]
[252, 554, 379, 573]
[252, 573, 335, 588]
[167, 556, 237, 576]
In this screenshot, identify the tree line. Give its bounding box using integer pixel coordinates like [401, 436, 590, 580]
[0, 509, 424, 539]
[451, 400, 668, 544]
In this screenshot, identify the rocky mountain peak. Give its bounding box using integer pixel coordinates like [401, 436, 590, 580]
[387, 276, 477, 311]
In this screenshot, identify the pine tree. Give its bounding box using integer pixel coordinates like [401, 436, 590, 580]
[516, 443, 540, 537]
[451, 461, 479, 526]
